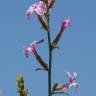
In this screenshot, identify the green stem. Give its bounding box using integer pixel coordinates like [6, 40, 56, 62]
[20, 93, 24, 96]
[48, 31, 52, 96]
[46, 5, 52, 96]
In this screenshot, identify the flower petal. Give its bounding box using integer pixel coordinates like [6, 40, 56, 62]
[23, 47, 31, 58]
[30, 39, 44, 48]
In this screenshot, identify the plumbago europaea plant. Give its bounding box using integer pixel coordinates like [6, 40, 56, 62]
[16, 0, 79, 96]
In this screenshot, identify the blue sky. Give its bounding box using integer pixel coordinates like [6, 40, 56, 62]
[0, 0, 96, 96]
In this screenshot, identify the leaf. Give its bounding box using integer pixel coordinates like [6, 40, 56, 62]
[52, 91, 69, 96]
[35, 68, 47, 72]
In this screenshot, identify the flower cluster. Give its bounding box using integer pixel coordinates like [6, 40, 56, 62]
[26, 1, 46, 18]
[26, 0, 55, 18]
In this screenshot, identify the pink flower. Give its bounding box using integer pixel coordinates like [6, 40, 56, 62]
[23, 47, 31, 58]
[62, 71, 79, 91]
[60, 17, 70, 34]
[23, 39, 44, 58]
[30, 39, 48, 70]
[52, 17, 70, 47]
[26, 1, 46, 18]
[23, 39, 48, 70]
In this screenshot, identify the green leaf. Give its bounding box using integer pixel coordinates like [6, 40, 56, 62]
[52, 91, 69, 96]
[35, 68, 47, 72]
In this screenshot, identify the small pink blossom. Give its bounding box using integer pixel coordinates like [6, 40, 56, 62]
[52, 17, 70, 47]
[62, 71, 79, 91]
[23, 39, 48, 70]
[61, 17, 70, 32]
[23, 39, 44, 58]
[26, 1, 46, 18]
[23, 47, 31, 58]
